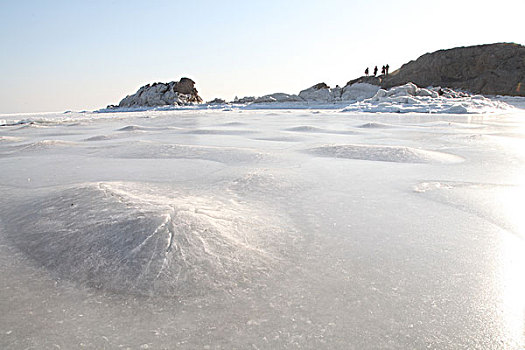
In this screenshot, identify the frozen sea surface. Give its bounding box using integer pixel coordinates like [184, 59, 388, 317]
[0, 108, 524, 349]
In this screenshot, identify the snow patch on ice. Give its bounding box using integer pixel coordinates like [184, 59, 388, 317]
[18, 139, 77, 151]
[183, 129, 257, 135]
[306, 144, 464, 164]
[285, 126, 358, 135]
[100, 140, 265, 164]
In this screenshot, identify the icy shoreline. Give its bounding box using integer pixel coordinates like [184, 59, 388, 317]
[96, 83, 521, 115]
[1, 83, 523, 128]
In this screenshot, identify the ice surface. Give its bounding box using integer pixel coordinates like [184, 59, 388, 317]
[1, 107, 524, 349]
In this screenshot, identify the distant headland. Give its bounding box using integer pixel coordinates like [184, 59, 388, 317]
[350, 42, 525, 96]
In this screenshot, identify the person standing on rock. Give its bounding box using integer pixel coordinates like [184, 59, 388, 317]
[385, 64, 390, 75]
[381, 66, 386, 75]
[365, 67, 369, 76]
[373, 66, 378, 76]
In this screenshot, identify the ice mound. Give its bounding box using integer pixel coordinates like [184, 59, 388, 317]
[0, 119, 48, 127]
[84, 134, 120, 141]
[342, 83, 515, 114]
[1, 140, 78, 156]
[117, 125, 163, 132]
[285, 126, 357, 134]
[2, 182, 289, 296]
[357, 122, 396, 129]
[253, 136, 303, 142]
[218, 121, 247, 126]
[183, 128, 256, 135]
[286, 126, 326, 132]
[24, 139, 77, 148]
[99, 141, 265, 164]
[306, 144, 464, 164]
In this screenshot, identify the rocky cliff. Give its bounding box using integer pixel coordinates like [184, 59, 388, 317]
[115, 77, 203, 108]
[347, 43, 525, 96]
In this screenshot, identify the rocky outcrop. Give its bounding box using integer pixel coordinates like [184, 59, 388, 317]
[116, 78, 203, 108]
[298, 83, 338, 102]
[384, 43, 525, 96]
[346, 43, 525, 96]
[207, 98, 227, 104]
[232, 96, 256, 104]
[345, 76, 383, 87]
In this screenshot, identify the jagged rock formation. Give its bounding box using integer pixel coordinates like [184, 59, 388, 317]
[115, 78, 203, 108]
[346, 43, 525, 96]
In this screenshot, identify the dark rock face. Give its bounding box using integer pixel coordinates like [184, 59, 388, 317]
[345, 76, 383, 87]
[207, 98, 226, 104]
[116, 77, 203, 108]
[310, 82, 330, 90]
[382, 43, 525, 96]
[175, 77, 199, 95]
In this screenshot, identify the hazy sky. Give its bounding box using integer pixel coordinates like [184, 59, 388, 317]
[1, 0, 524, 113]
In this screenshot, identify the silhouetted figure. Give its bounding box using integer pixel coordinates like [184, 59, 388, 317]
[365, 67, 369, 76]
[373, 66, 378, 76]
[385, 64, 390, 75]
[381, 66, 386, 75]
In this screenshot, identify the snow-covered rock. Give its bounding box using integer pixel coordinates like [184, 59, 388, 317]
[253, 93, 304, 103]
[233, 96, 256, 104]
[115, 78, 203, 108]
[298, 83, 342, 103]
[341, 83, 380, 101]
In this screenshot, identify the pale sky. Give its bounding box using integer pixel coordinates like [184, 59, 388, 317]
[1, 0, 524, 113]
